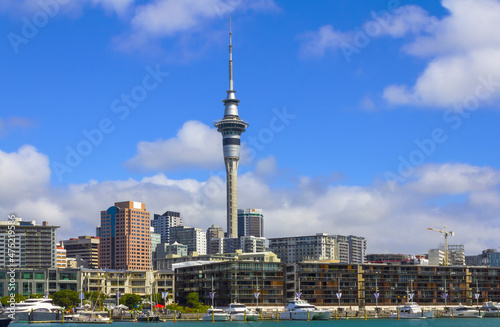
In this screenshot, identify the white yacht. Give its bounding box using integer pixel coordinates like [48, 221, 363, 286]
[480, 302, 500, 318]
[451, 304, 485, 318]
[390, 302, 434, 319]
[202, 308, 230, 321]
[12, 298, 62, 313]
[66, 311, 111, 323]
[279, 298, 330, 320]
[226, 303, 259, 321]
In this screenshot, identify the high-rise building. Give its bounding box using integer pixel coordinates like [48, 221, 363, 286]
[239, 236, 266, 253]
[268, 233, 336, 264]
[214, 21, 248, 239]
[447, 244, 465, 266]
[56, 244, 67, 268]
[269, 233, 366, 264]
[237, 209, 264, 238]
[170, 226, 207, 255]
[347, 235, 366, 264]
[206, 225, 224, 254]
[151, 211, 182, 244]
[0, 218, 58, 268]
[99, 201, 151, 270]
[62, 236, 100, 269]
[151, 227, 161, 260]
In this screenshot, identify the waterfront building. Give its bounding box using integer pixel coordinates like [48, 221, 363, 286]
[151, 211, 182, 244]
[206, 225, 224, 254]
[214, 22, 249, 239]
[174, 260, 283, 307]
[99, 201, 151, 270]
[466, 248, 500, 266]
[81, 269, 174, 300]
[0, 218, 58, 268]
[62, 236, 100, 269]
[0, 268, 80, 297]
[237, 209, 264, 237]
[170, 226, 207, 255]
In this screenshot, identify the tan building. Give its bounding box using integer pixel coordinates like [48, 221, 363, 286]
[63, 236, 100, 269]
[99, 201, 151, 270]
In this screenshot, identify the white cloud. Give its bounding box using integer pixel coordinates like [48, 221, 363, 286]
[125, 120, 222, 171]
[126, 120, 252, 172]
[1, 145, 499, 254]
[383, 0, 500, 108]
[117, 0, 279, 50]
[298, 5, 435, 59]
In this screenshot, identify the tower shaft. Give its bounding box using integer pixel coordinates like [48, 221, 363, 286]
[214, 19, 248, 239]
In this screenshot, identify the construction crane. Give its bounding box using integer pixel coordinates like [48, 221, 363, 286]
[427, 226, 454, 266]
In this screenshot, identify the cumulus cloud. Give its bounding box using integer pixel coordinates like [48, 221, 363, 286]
[2, 145, 499, 254]
[125, 120, 223, 171]
[382, 0, 500, 108]
[298, 5, 436, 59]
[115, 0, 279, 50]
[125, 120, 252, 172]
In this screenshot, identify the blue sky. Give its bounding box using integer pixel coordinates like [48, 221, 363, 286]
[1, 0, 500, 255]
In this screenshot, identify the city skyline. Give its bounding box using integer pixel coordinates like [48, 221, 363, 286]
[1, 0, 500, 254]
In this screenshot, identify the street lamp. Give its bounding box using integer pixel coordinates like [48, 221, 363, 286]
[336, 276, 342, 309]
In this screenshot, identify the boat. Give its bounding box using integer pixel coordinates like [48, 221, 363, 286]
[0, 318, 11, 327]
[226, 302, 259, 321]
[136, 311, 160, 322]
[202, 308, 230, 321]
[10, 298, 62, 313]
[66, 311, 111, 323]
[279, 297, 330, 320]
[389, 302, 434, 319]
[480, 302, 500, 318]
[450, 304, 486, 318]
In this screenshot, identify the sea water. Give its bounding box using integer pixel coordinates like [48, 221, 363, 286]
[12, 319, 500, 327]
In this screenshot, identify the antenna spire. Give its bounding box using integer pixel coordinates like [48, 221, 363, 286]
[229, 16, 233, 91]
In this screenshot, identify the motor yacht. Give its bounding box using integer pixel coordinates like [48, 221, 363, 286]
[389, 302, 434, 319]
[226, 303, 259, 321]
[279, 298, 330, 320]
[451, 304, 485, 318]
[11, 298, 62, 313]
[66, 311, 111, 323]
[202, 308, 230, 321]
[480, 302, 500, 318]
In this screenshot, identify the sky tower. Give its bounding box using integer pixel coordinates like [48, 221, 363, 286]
[214, 19, 248, 239]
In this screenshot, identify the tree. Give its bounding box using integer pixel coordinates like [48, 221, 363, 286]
[120, 294, 142, 309]
[186, 292, 202, 309]
[84, 291, 107, 306]
[51, 290, 79, 309]
[0, 294, 25, 306]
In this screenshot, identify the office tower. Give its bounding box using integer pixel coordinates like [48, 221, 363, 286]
[237, 209, 264, 237]
[151, 211, 182, 244]
[206, 225, 224, 254]
[151, 226, 161, 258]
[0, 218, 58, 268]
[99, 201, 151, 270]
[170, 226, 207, 255]
[214, 20, 248, 238]
[62, 236, 100, 269]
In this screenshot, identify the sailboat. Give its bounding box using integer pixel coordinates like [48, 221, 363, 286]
[202, 275, 230, 321]
[390, 281, 434, 319]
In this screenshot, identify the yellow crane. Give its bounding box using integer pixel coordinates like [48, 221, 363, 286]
[427, 226, 454, 266]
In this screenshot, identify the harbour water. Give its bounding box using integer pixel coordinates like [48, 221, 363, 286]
[11, 320, 500, 327]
